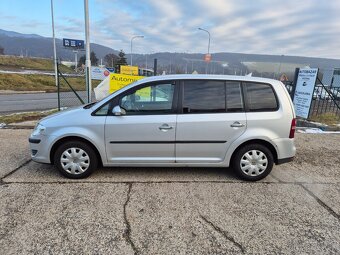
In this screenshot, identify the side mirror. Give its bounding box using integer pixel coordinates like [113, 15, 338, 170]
[112, 105, 126, 116]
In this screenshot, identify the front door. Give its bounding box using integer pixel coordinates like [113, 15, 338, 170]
[105, 81, 177, 163]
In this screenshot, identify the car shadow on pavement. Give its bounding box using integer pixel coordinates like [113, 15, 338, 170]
[3, 160, 257, 183]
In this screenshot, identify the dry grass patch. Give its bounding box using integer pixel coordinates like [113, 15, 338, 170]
[0, 55, 72, 73]
[310, 112, 340, 126]
[0, 73, 100, 92]
[0, 109, 59, 125]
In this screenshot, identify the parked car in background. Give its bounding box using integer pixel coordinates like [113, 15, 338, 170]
[29, 75, 296, 181]
[313, 85, 337, 100]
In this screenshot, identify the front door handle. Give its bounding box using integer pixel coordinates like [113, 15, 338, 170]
[230, 121, 245, 128]
[159, 124, 173, 131]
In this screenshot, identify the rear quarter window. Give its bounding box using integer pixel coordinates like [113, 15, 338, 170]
[244, 82, 278, 111]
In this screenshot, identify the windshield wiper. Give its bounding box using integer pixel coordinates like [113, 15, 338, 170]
[83, 102, 97, 109]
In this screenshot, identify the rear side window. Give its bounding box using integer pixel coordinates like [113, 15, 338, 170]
[183, 80, 226, 113]
[244, 83, 278, 111]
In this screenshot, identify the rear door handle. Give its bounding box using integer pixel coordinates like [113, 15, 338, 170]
[159, 124, 173, 131]
[230, 121, 245, 128]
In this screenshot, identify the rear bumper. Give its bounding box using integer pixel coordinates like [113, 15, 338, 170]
[272, 137, 296, 161]
[277, 156, 294, 165]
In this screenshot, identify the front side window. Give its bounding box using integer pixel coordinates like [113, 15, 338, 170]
[120, 83, 175, 115]
[244, 83, 278, 111]
[183, 80, 226, 113]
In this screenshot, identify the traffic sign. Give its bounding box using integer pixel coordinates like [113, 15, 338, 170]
[63, 38, 84, 49]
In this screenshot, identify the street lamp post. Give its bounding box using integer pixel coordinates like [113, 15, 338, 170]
[50, 0, 58, 87]
[198, 27, 211, 74]
[277, 54, 284, 80]
[84, 0, 91, 103]
[130, 35, 144, 68]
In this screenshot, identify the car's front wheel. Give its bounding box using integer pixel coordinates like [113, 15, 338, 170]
[54, 141, 98, 179]
[233, 143, 274, 181]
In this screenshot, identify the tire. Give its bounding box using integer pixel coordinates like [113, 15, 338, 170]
[232, 143, 274, 181]
[54, 141, 98, 179]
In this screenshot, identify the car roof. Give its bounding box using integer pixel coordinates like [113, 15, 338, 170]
[135, 74, 281, 85]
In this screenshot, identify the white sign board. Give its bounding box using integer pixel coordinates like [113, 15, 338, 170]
[91, 67, 111, 80]
[293, 68, 318, 118]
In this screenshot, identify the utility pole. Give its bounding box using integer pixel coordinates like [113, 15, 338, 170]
[50, 0, 58, 87]
[73, 50, 78, 72]
[198, 27, 211, 74]
[84, 0, 91, 103]
[130, 35, 144, 74]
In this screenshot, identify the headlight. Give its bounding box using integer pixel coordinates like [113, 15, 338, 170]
[32, 123, 46, 136]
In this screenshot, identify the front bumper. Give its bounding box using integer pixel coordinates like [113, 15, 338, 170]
[29, 134, 56, 164]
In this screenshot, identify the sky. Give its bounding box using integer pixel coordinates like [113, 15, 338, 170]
[0, 0, 340, 58]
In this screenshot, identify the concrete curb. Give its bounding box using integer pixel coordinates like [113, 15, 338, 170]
[0, 90, 46, 95]
[297, 119, 340, 131]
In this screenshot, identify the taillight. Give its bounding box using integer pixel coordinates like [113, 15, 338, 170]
[289, 118, 296, 138]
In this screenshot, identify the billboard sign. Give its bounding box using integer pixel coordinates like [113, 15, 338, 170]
[91, 67, 113, 80]
[109, 73, 144, 93]
[120, 65, 139, 75]
[293, 68, 318, 119]
[63, 38, 84, 49]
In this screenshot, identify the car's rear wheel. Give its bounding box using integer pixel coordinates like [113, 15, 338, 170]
[233, 143, 274, 181]
[54, 141, 98, 179]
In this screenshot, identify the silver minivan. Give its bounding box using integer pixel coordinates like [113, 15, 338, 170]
[29, 75, 296, 181]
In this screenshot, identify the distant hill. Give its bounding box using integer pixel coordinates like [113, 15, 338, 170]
[132, 52, 340, 77]
[0, 29, 43, 39]
[1, 28, 340, 77]
[0, 29, 119, 60]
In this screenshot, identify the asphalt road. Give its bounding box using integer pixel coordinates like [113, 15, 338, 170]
[0, 130, 339, 254]
[0, 92, 88, 114]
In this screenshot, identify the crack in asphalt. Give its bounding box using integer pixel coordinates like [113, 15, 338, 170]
[200, 214, 245, 253]
[300, 184, 340, 221]
[2, 180, 339, 185]
[123, 183, 139, 255]
[2, 161, 338, 228]
[265, 174, 340, 221]
[0, 159, 32, 185]
[269, 174, 283, 183]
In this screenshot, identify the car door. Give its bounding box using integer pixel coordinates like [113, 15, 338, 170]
[176, 80, 246, 163]
[105, 81, 178, 163]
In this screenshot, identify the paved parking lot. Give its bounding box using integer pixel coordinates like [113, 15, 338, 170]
[0, 129, 339, 254]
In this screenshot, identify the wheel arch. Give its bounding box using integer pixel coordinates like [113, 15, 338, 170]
[50, 136, 103, 167]
[230, 139, 278, 165]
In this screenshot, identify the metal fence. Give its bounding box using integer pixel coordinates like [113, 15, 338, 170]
[283, 68, 340, 121]
[57, 63, 87, 110]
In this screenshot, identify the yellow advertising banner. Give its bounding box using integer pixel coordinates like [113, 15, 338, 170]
[120, 65, 139, 75]
[109, 73, 144, 93]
